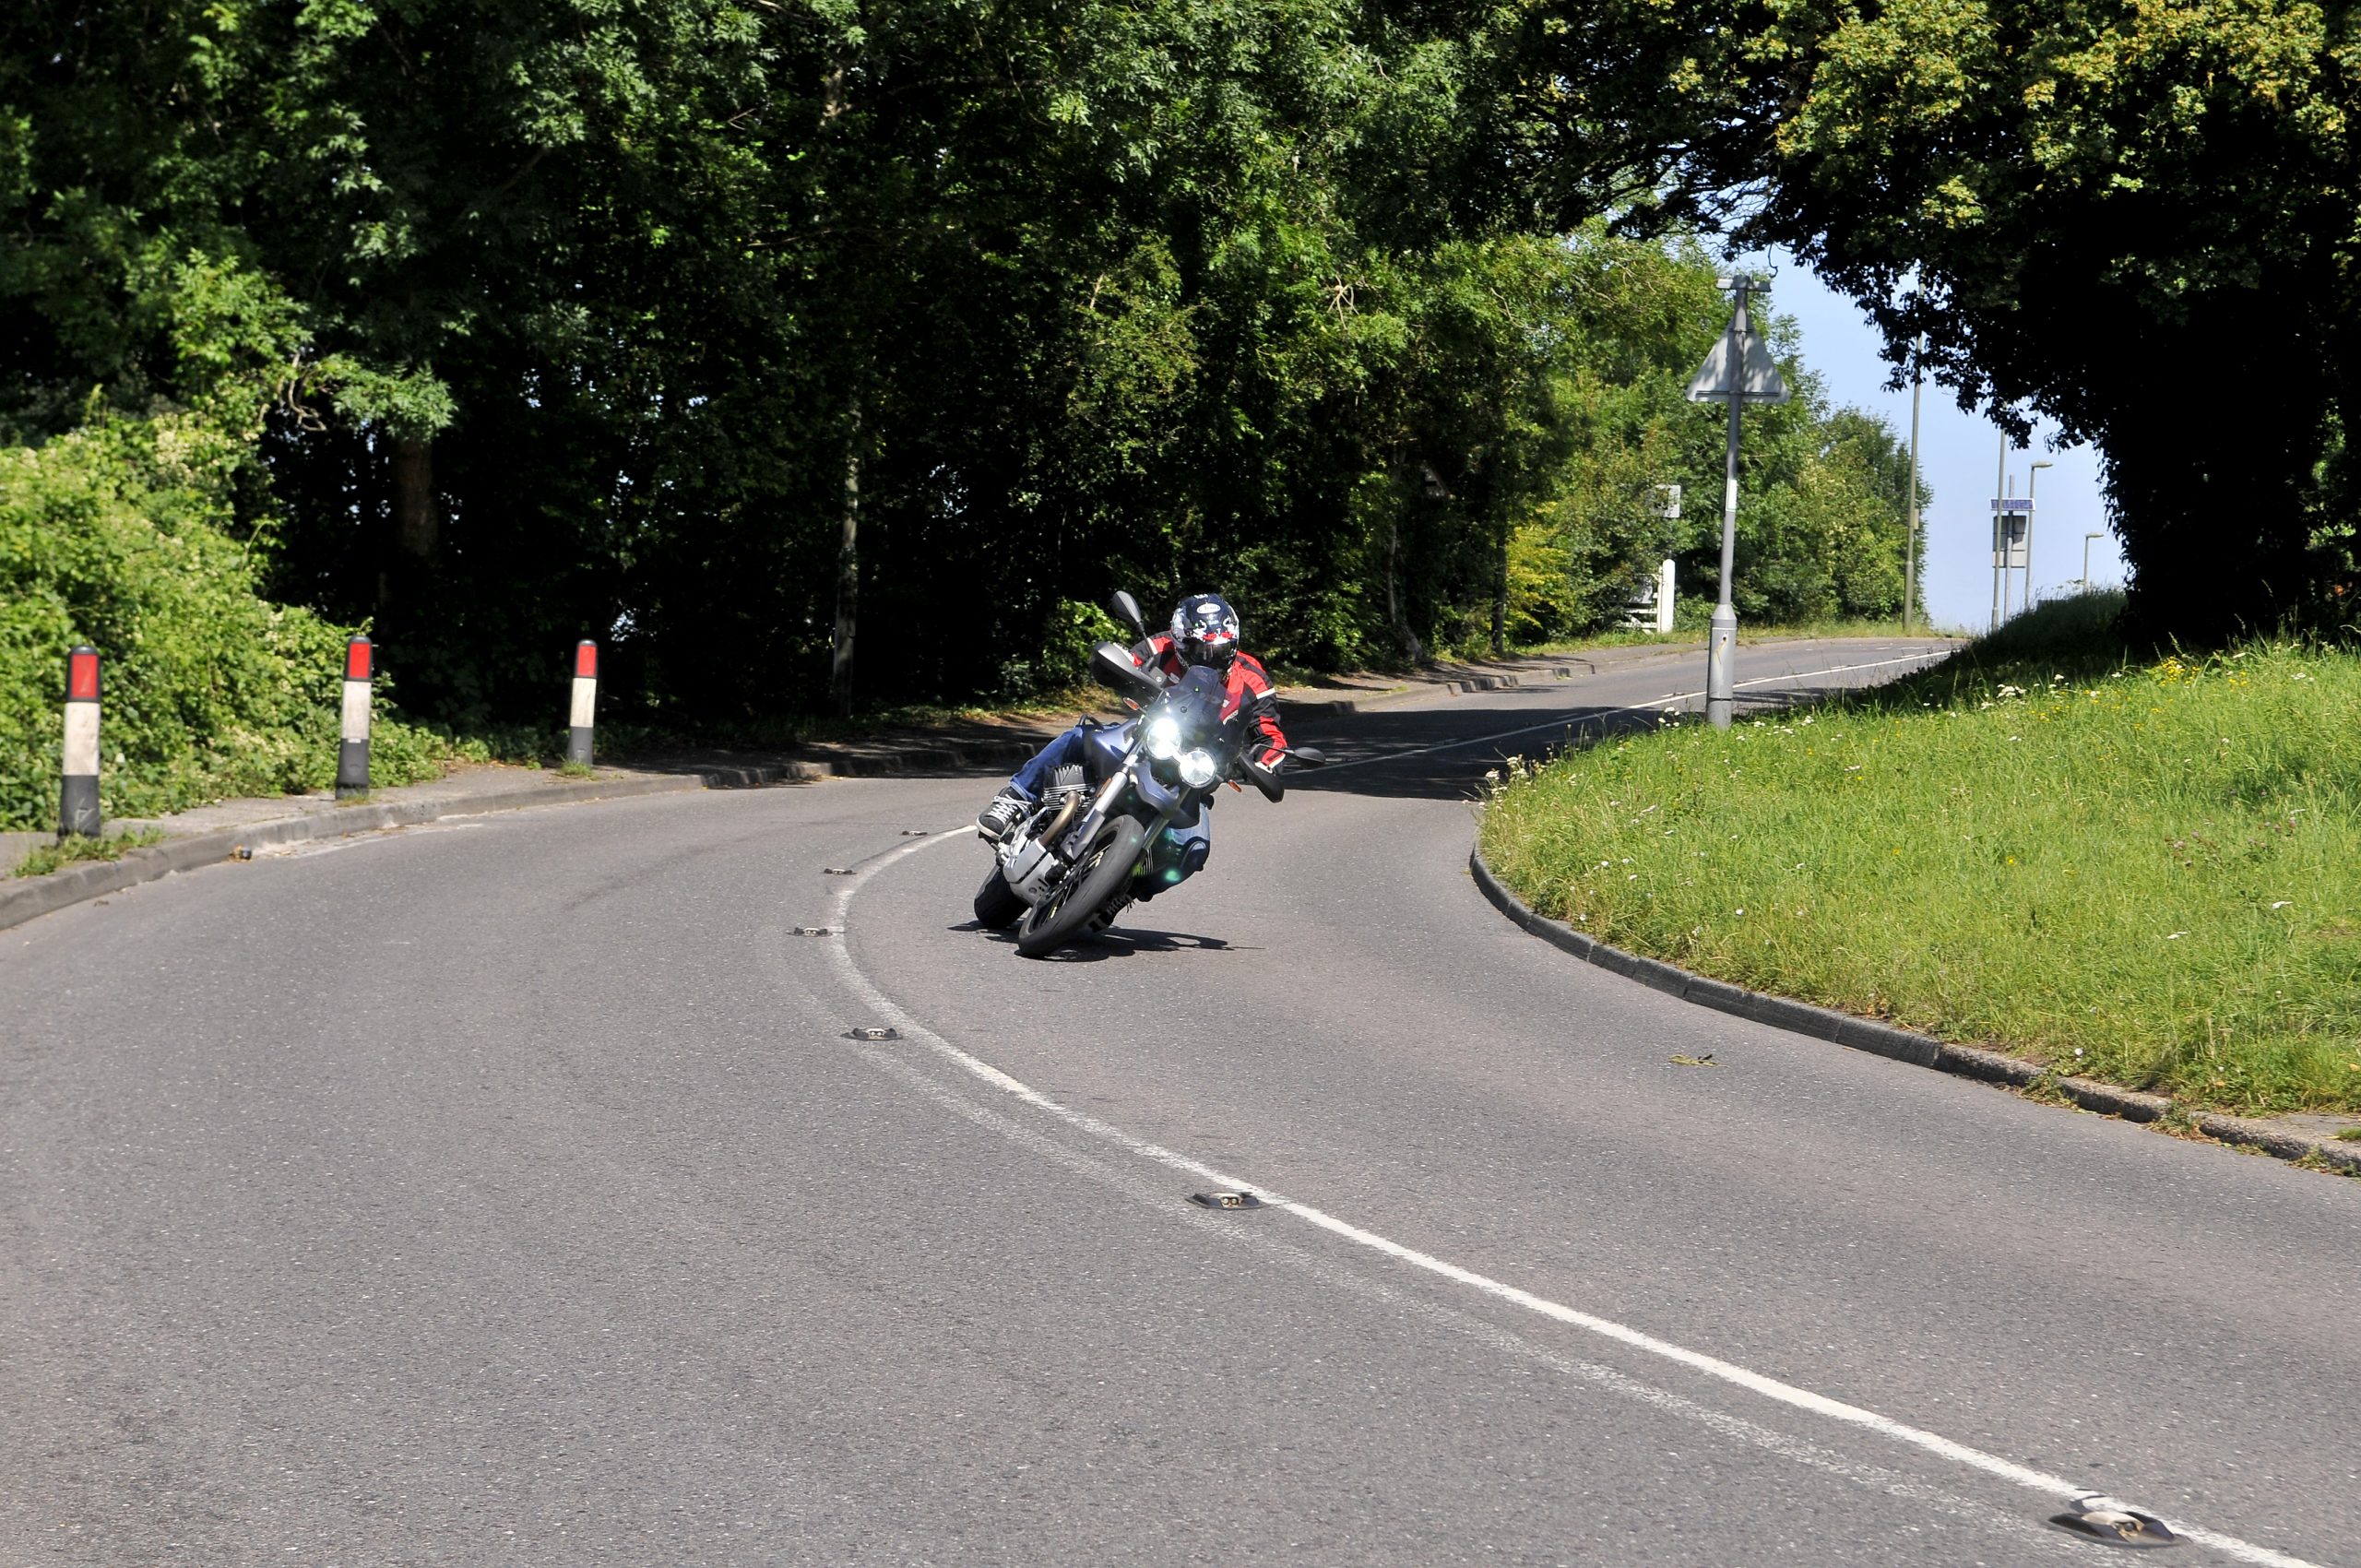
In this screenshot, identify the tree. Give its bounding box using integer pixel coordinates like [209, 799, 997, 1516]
[1474, 0, 2361, 642]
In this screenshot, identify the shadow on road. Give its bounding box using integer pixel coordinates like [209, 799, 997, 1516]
[947, 921, 1241, 961]
[1281, 683, 1880, 802]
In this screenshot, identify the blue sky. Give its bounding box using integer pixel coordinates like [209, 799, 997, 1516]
[1753, 248, 2121, 634]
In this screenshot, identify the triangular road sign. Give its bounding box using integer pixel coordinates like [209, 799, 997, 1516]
[1687, 321, 1791, 404]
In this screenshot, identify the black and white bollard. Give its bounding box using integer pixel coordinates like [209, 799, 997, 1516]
[566, 640, 598, 767]
[60, 645, 101, 837]
[337, 636, 373, 799]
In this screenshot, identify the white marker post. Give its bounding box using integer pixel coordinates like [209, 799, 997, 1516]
[567, 640, 598, 767]
[1686, 274, 1791, 728]
[337, 636, 373, 799]
[60, 645, 101, 837]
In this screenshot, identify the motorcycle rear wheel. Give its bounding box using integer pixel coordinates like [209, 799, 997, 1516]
[1014, 816, 1148, 958]
[973, 863, 1026, 930]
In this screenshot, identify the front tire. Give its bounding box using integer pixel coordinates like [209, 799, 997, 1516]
[1014, 817, 1148, 958]
[973, 864, 1026, 930]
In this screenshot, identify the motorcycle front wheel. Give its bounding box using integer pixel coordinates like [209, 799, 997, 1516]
[1014, 816, 1148, 958]
[973, 863, 1026, 930]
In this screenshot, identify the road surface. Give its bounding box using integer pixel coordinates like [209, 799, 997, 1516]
[5, 638, 2354, 1566]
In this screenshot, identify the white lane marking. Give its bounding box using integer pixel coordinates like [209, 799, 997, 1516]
[820, 826, 2323, 1568]
[830, 1007, 2091, 1558]
[1316, 650, 1952, 773]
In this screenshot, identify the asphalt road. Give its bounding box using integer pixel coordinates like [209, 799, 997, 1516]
[4, 638, 2355, 1567]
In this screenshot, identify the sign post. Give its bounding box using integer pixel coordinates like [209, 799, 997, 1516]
[1686, 274, 1790, 728]
[1991, 496, 2032, 626]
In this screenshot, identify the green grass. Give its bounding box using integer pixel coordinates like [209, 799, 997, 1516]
[12, 827, 167, 878]
[1478, 593, 2361, 1117]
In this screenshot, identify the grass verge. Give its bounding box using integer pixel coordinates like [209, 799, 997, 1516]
[13, 828, 168, 878]
[1478, 593, 2361, 1118]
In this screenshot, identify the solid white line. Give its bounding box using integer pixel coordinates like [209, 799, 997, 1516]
[821, 829, 2319, 1568]
[806, 649, 2321, 1568]
[1317, 649, 1951, 772]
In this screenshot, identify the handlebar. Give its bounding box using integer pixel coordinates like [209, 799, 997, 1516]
[1237, 756, 1285, 802]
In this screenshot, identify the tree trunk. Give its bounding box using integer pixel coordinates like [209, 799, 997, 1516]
[1489, 517, 1509, 658]
[830, 401, 861, 719]
[1385, 515, 1423, 664]
[393, 436, 436, 560]
[377, 434, 436, 609]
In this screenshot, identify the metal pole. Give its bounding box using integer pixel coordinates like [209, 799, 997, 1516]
[2083, 530, 2103, 591]
[1905, 336, 1923, 633]
[1706, 276, 1750, 730]
[2005, 470, 2016, 618]
[2026, 460, 2053, 609]
[1992, 433, 2007, 632]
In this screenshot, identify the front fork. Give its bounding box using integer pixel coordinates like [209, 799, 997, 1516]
[1059, 761, 1178, 890]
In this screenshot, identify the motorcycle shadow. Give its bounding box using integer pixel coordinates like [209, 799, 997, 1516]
[951, 922, 1242, 961]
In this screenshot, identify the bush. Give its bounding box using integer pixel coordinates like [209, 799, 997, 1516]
[0, 412, 450, 829]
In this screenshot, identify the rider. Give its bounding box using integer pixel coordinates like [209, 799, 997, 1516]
[976, 593, 1288, 884]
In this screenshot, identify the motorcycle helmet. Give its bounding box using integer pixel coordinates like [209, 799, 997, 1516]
[1170, 594, 1240, 671]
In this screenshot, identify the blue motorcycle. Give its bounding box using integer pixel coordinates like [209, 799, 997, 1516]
[973, 593, 1323, 957]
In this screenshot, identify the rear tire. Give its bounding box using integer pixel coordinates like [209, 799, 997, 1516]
[973, 864, 1026, 930]
[1014, 817, 1148, 958]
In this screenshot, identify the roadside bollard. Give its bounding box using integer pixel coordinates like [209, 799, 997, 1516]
[567, 640, 598, 767]
[337, 636, 373, 799]
[60, 645, 101, 837]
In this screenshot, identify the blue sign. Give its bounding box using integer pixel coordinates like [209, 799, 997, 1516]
[1990, 497, 2035, 513]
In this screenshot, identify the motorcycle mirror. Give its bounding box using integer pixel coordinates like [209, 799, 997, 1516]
[1091, 640, 1163, 700]
[1109, 590, 1148, 640]
[1287, 746, 1327, 767]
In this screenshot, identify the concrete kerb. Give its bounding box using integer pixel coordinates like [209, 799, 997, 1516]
[1466, 844, 2361, 1177]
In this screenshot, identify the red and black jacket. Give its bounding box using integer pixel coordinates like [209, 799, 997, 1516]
[1130, 634, 1288, 767]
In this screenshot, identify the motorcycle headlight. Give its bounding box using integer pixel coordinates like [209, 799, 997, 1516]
[1145, 714, 1183, 760]
[1179, 749, 1219, 789]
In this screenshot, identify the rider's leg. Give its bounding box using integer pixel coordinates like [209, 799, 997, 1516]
[1009, 725, 1095, 799]
[981, 724, 1095, 836]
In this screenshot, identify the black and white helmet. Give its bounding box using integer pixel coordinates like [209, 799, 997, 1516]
[1170, 594, 1240, 671]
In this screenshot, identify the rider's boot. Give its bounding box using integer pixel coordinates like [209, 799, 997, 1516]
[977, 786, 1029, 839]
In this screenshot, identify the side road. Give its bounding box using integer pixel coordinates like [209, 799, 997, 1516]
[3, 643, 1661, 934]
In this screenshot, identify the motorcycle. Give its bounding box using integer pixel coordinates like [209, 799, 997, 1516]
[973, 592, 1325, 957]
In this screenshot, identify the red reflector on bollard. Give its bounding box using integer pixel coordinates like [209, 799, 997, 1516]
[575, 640, 598, 679]
[67, 647, 100, 701]
[346, 638, 372, 681]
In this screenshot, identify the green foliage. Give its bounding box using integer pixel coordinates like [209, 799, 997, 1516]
[0, 413, 449, 829]
[1488, 0, 2361, 642]
[1481, 595, 2361, 1116]
[0, 0, 1931, 757]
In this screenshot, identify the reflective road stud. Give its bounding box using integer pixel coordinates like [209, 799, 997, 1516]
[337, 636, 373, 799]
[567, 640, 598, 767]
[60, 645, 101, 837]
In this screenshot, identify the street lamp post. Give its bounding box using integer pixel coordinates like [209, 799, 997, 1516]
[1704, 278, 1755, 728]
[1904, 336, 1923, 634]
[1992, 434, 2010, 632]
[2026, 459, 2054, 608]
[1683, 271, 1787, 728]
[2083, 530, 2105, 592]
